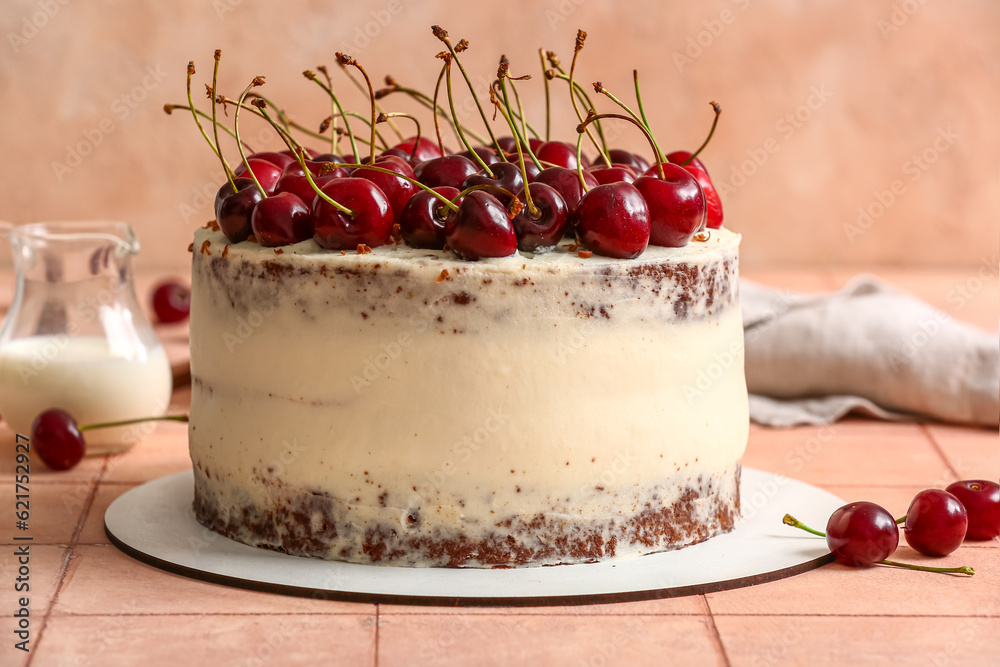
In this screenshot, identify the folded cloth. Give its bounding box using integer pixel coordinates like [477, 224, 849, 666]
[742, 276, 999, 428]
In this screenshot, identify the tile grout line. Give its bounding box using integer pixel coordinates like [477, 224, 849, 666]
[703, 596, 733, 667]
[920, 424, 962, 479]
[26, 455, 111, 665]
[373, 604, 381, 667]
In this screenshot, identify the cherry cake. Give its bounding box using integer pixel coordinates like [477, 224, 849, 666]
[188, 226, 747, 567]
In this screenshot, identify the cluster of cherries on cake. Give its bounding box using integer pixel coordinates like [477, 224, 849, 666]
[785, 481, 1000, 576]
[176, 28, 725, 261]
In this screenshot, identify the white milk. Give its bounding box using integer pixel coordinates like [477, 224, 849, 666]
[0, 335, 173, 454]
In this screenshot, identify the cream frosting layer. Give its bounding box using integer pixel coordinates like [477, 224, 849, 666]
[188, 227, 749, 566]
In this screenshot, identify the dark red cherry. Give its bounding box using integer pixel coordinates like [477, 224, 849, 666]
[151, 280, 190, 324]
[462, 162, 524, 205]
[587, 163, 637, 185]
[353, 160, 419, 223]
[458, 146, 504, 167]
[31, 409, 85, 470]
[251, 192, 313, 247]
[496, 136, 518, 153]
[533, 167, 599, 213]
[393, 136, 441, 163]
[312, 177, 393, 250]
[825, 501, 899, 566]
[945, 480, 1000, 540]
[535, 141, 579, 169]
[415, 155, 479, 189]
[595, 149, 649, 172]
[378, 147, 413, 163]
[216, 178, 262, 243]
[666, 150, 723, 229]
[904, 489, 969, 556]
[399, 186, 460, 249]
[445, 190, 517, 260]
[275, 161, 343, 207]
[572, 182, 650, 259]
[521, 160, 542, 184]
[636, 164, 707, 248]
[512, 183, 568, 252]
[245, 151, 296, 171]
[234, 158, 282, 195]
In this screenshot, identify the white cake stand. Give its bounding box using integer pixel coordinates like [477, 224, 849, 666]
[105, 468, 842, 606]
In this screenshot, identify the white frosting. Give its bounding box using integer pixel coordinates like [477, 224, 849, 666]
[188, 226, 748, 566]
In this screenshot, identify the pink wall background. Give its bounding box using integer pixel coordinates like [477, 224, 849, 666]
[1, 0, 997, 273]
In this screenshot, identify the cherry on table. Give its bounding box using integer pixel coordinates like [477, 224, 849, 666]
[31, 409, 85, 471]
[572, 182, 650, 259]
[445, 190, 517, 260]
[945, 480, 1000, 540]
[251, 192, 313, 247]
[825, 501, 899, 566]
[399, 186, 460, 249]
[904, 489, 969, 556]
[151, 280, 190, 324]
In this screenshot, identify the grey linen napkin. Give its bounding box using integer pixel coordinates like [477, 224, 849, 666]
[742, 276, 1000, 428]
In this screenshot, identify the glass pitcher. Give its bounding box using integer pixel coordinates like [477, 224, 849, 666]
[0, 221, 172, 455]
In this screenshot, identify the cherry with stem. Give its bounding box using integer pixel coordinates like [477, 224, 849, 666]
[783, 513, 975, 576]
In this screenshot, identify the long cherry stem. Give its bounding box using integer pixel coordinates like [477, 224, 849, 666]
[183, 62, 225, 164]
[315, 66, 337, 152]
[336, 53, 377, 166]
[683, 101, 722, 166]
[378, 81, 487, 145]
[432, 26, 504, 158]
[166, 104, 254, 152]
[337, 62, 404, 142]
[208, 51, 237, 192]
[432, 62, 448, 153]
[254, 100, 354, 218]
[79, 415, 189, 432]
[305, 70, 358, 162]
[539, 48, 551, 142]
[593, 81, 667, 171]
[235, 77, 268, 198]
[377, 113, 421, 162]
[443, 57, 494, 177]
[490, 81, 537, 218]
[579, 111, 664, 180]
[567, 31, 611, 167]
